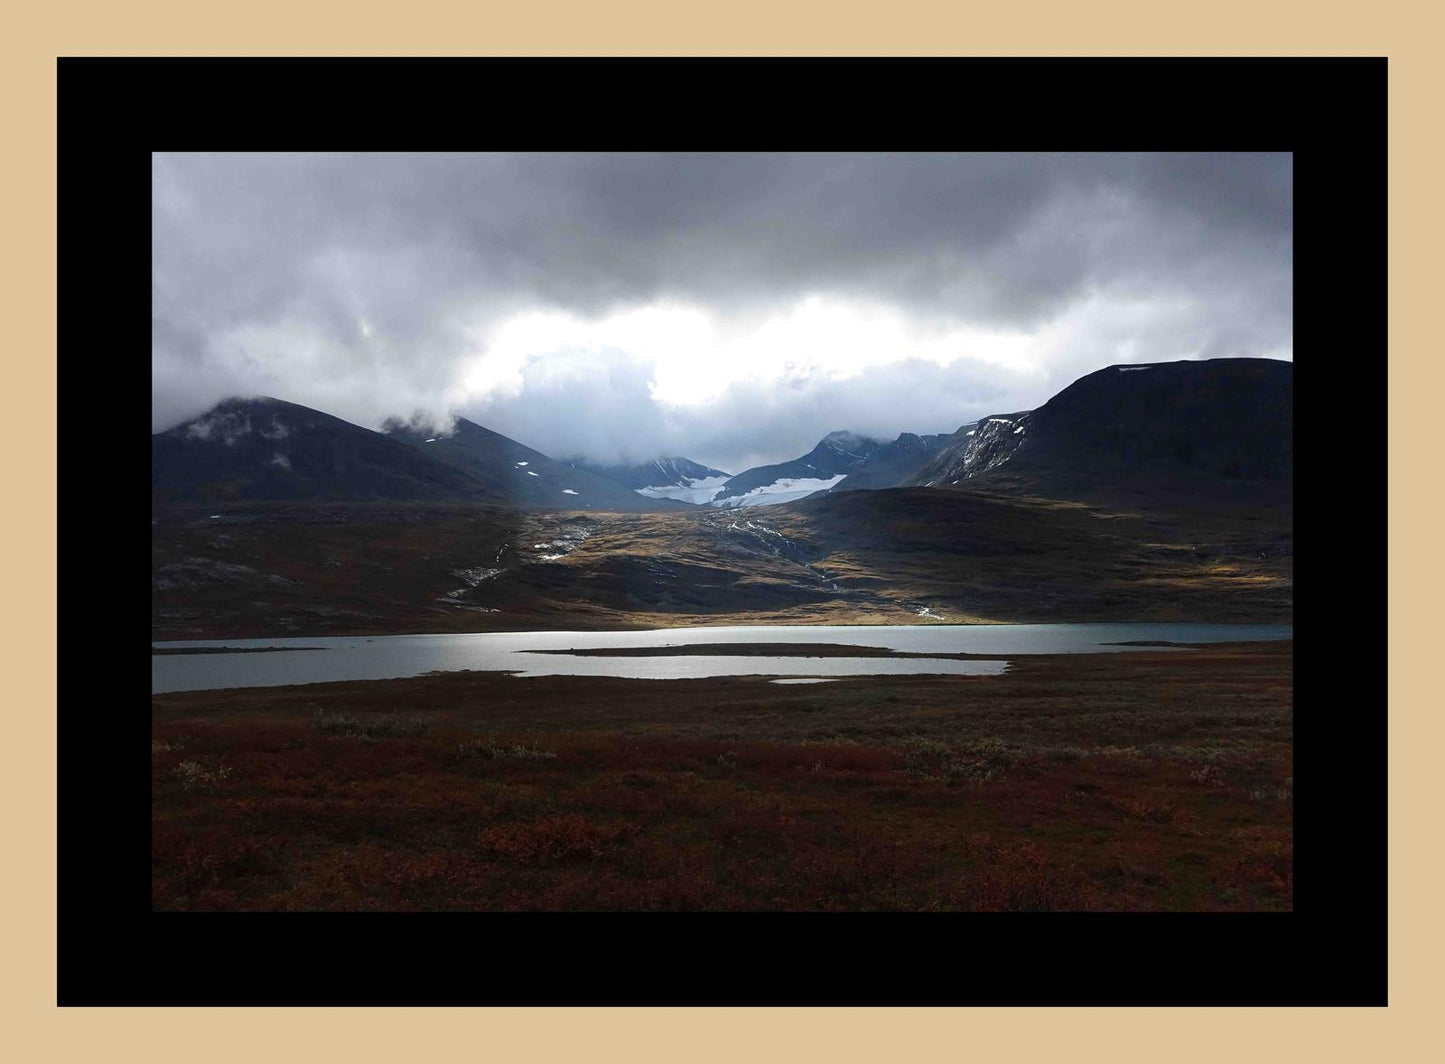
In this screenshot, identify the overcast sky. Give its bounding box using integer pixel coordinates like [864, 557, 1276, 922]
[152, 152, 1292, 473]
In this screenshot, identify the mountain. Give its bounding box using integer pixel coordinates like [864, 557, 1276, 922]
[907, 413, 1032, 486]
[908, 359, 1293, 500]
[152, 397, 489, 505]
[707, 431, 886, 508]
[826, 431, 954, 493]
[567, 456, 732, 505]
[384, 417, 689, 512]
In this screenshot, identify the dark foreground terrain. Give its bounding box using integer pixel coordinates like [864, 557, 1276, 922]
[152, 640, 1292, 911]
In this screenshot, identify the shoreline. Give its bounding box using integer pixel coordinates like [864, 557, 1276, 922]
[153, 640, 1293, 911]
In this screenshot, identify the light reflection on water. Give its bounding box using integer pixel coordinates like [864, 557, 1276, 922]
[151, 623, 1291, 694]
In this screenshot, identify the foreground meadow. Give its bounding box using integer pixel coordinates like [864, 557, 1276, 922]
[152, 641, 1292, 911]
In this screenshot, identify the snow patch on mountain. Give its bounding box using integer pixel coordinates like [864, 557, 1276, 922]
[707, 474, 847, 508]
[565, 456, 732, 504]
[635, 474, 732, 505]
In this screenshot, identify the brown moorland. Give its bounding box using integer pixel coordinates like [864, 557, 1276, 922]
[152, 640, 1292, 912]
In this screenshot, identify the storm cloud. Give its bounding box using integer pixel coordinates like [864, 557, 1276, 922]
[152, 152, 1292, 471]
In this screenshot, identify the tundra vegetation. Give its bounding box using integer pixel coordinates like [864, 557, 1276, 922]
[152, 641, 1291, 911]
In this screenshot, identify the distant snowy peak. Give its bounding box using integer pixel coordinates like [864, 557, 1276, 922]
[707, 430, 885, 508]
[643, 456, 732, 487]
[566, 455, 732, 505]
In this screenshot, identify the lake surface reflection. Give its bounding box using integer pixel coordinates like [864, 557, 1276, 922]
[151, 623, 1291, 694]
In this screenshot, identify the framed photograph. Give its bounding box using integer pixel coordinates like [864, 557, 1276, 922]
[57, 57, 1384, 1006]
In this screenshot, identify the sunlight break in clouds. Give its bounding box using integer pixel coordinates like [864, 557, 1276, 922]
[460, 297, 1045, 409]
[152, 153, 1292, 470]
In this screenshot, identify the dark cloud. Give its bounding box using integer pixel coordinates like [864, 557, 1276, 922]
[152, 152, 1292, 468]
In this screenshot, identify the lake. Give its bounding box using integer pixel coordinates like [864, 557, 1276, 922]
[151, 623, 1292, 694]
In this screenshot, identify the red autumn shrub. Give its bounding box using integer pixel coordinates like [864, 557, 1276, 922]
[475, 814, 638, 863]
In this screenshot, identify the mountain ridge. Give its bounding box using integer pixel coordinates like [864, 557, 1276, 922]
[384, 417, 689, 512]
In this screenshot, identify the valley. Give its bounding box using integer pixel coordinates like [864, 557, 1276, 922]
[152, 485, 1291, 640]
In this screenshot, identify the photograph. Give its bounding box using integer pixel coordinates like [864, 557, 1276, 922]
[147, 149, 1299, 915]
[0, 0, 1423, 1042]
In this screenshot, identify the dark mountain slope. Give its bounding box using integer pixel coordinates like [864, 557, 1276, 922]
[908, 359, 1292, 500]
[570, 456, 731, 491]
[152, 397, 489, 505]
[827, 431, 954, 493]
[384, 417, 689, 512]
